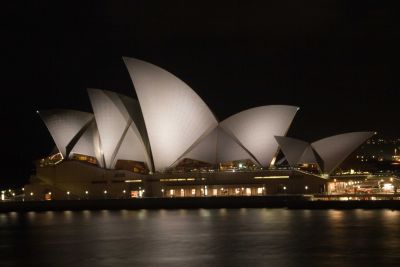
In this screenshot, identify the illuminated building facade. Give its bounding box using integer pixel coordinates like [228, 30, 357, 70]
[25, 58, 374, 200]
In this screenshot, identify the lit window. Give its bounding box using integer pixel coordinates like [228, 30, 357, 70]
[245, 188, 251, 196]
[191, 189, 196, 195]
[257, 187, 263, 194]
[213, 189, 218, 196]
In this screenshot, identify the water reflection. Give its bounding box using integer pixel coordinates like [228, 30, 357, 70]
[1, 209, 400, 266]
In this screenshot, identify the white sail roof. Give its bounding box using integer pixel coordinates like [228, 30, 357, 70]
[38, 109, 94, 158]
[178, 127, 257, 164]
[217, 128, 255, 163]
[220, 105, 299, 167]
[87, 89, 149, 169]
[311, 131, 375, 174]
[69, 120, 104, 167]
[123, 57, 218, 171]
[178, 127, 218, 164]
[298, 146, 318, 165]
[275, 136, 312, 167]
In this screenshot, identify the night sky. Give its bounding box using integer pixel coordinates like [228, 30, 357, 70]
[2, 1, 399, 187]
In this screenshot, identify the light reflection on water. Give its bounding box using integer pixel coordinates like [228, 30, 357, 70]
[1, 209, 400, 266]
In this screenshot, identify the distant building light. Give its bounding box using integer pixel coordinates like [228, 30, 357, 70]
[104, 190, 107, 194]
[85, 190, 89, 195]
[283, 186, 287, 190]
[305, 186, 308, 190]
[30, 192, 34, 196]
[66, 191, 70, 195]
[123, 190, 126, 194]
[124, 179, 142, 183]
[383, 183, 394, 190]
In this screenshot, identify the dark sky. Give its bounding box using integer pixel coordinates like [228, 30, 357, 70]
[2, 1, 399, 187]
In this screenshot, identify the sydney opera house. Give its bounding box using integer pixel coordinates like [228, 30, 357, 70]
[25, 58, 375, 200]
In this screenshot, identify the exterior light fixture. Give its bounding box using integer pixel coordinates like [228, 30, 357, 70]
[85, 190, 89, 194]
[123, 190, 126, 194]
[104, 190, 107, 194]
[67, 191, 70, 195]
[305, 186, 308, 190]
